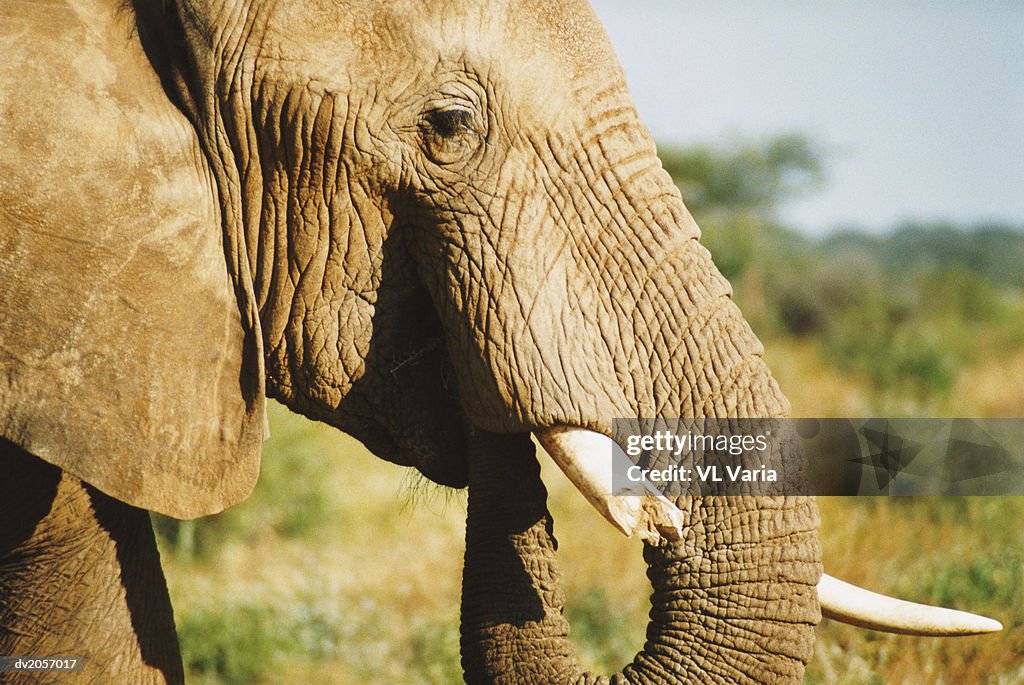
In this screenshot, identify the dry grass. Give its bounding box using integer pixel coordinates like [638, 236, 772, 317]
[956, 349, 1024, 417]
[811, 497, 1024, 684]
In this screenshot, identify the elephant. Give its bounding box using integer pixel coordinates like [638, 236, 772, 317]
[0, 1, 1001, 683]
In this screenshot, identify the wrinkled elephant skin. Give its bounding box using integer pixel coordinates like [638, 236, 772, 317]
[0, 1, 923, 683]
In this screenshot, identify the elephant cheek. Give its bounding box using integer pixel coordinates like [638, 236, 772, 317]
[321, 346, 469, 488]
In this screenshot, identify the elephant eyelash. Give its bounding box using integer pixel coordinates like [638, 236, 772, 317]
[419, 106, 484, 166]
[425, 107, 477, 138]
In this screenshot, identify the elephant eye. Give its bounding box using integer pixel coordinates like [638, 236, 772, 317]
[421, 106, 482, 166]
[427, 108, 475, 139]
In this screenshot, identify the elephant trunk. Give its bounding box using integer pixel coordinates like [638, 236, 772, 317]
[458, 199, 822, 681]
[460, 429, 821, 684]
[460, 430, 581, 684]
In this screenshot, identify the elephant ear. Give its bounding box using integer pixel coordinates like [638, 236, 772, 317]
[0, 3, 265, 517]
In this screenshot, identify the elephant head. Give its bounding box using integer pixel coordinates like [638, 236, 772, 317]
[0, 0, 999, 682]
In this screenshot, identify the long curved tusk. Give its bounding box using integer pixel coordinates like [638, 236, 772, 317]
[535, 427, 684, 544]
[818, 574, 1002, 636]
[538, 427, 1002, 636]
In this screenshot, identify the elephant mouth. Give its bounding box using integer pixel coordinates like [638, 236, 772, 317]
[533, 424, 1003, 637]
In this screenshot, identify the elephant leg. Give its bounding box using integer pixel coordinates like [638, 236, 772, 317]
[0, 439, 183, 685]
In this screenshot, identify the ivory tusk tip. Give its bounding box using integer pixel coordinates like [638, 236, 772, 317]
[972, 616, 1004, 633]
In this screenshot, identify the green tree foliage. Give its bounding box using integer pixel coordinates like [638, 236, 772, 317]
[824, 223, 1024, 290]
[660, 133, 826, 216]
[659, 135, 1024, 406]
[659, 134, 822, 282]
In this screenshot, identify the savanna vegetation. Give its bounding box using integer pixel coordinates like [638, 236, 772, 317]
[155, 134, 1024, 684]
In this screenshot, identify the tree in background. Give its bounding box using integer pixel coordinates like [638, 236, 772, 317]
[659, 135, 1024, 409]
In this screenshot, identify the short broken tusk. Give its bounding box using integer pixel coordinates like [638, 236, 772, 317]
[818, 574, 1002, 636]
[535, 426, 684, 544]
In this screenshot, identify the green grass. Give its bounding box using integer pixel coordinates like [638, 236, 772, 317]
[808, 497, 1024, 684]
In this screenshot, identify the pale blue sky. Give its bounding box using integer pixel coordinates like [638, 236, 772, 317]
[589, 1, 1024, 234]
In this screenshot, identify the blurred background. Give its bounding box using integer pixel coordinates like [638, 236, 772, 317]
[154, 3, 1024, 683]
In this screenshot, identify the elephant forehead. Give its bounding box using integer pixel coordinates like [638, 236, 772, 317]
[259, 0, 624, 100]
